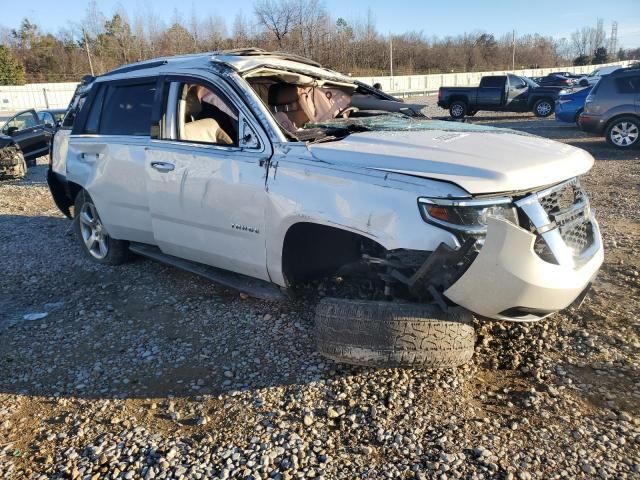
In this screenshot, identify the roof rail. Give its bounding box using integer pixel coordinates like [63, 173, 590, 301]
[102, 60, 169, 77]
[213, 48, 322, 68]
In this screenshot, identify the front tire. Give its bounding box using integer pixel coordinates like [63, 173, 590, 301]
[533, 99, 554, 117]
[74, 190, 129, 265]
[574, 109, 583, 127]
[605, 117, 640, 149]
[314, 298, 475, 368]
[449, 101, 467, 119]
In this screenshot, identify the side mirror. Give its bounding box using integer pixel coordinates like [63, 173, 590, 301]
[5, 126, 18, 135]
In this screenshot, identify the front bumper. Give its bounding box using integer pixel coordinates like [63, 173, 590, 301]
[555, 101, 579, 123]
[444, 217, 603, 321]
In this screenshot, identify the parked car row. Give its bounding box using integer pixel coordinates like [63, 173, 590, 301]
[437, 64, 639, 149]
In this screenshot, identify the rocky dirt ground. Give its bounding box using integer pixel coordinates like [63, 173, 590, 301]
[1, 100, 639, 479]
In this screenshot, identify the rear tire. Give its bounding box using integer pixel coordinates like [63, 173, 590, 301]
[314, 298, 475, 369]
[605, 116, 640, 149]
[449, 101, 467, 119]
[74, 190, 129, 265]
[533, 98, 554, 117]
[0, 145, 27, 180]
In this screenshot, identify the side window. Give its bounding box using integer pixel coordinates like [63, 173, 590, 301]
[2, 111, 38, 134]
[175, 82, 239, 146]
[83, 86, 106, 134]
[509, 75, 526, 89]
[37, 112, 54, 126]
[481, 77, 503, 88]
[615, 76, 640, 94]
[99, 82, 156, 136]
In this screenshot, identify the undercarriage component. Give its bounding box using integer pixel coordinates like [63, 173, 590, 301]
[363, 239, 478, 304]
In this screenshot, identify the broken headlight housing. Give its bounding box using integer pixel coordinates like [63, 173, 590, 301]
[418, 197, 518, 235]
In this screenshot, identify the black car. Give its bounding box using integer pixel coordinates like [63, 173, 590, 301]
[0, 108, 64, 179]
[536, 73, 575, 87]
[579, 65, 640, 149]
[438, 74, 563, 118]
[1, 108, 62, 162]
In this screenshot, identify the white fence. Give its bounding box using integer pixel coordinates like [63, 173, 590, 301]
[0, 61, 633, 112]
[0, 82, 79, 112]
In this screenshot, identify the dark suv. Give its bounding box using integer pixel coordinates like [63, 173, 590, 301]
[579, 66, 640, 149]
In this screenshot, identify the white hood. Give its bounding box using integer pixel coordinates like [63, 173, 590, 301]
[308, 129, 594, 194]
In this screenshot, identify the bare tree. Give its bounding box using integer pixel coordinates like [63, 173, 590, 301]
[254, 0, 295, 48]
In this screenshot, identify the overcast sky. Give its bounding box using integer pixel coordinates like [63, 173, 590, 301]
[4, 0, 639, 48]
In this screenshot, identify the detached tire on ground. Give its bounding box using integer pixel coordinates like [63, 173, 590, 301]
[0, 145, 27, 180]
[314, 298, 475, 368]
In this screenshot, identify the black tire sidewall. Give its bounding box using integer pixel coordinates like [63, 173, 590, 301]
[606, 117, 640, 149]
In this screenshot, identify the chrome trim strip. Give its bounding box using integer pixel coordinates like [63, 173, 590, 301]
[419, 197, 512, 207]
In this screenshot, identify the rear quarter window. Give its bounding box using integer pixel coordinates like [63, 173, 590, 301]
[480, 77, 503, 88]
[615, 76, 640, 94]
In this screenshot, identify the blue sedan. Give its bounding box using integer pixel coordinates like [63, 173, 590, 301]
[555, 86, 593, 125]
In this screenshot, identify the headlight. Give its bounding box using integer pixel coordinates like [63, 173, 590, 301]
[418, 197, 518, 235]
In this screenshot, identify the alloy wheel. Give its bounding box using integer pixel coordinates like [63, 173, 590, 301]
[537, 102, 552, 116]
[610, 121, 639, 147]
[79, 201, 109, 259]
[451, 104, 464, 117]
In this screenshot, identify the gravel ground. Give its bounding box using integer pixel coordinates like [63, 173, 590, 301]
[1, 100, 639, 479]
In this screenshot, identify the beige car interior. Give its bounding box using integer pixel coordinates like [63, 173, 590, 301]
[178, 84, 236, 145]
[246, 69, 357, 133]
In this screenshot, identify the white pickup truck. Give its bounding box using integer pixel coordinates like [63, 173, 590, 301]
[48, 49, 603, 368]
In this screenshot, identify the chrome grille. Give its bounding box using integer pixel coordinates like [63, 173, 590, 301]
[516, 177, 598, 266]
[538, 178, 586, 214]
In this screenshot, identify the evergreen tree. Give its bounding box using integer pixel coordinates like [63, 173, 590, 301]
[0, 45, 26, 85]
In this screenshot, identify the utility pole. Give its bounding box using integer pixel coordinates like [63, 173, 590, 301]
[512, 29, 516, 71]
[390, 34, 394, 79]
[83, 28, 95, 77]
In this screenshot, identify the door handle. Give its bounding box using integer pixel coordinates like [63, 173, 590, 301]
[151, 161, 175, 173]
[80, 152, 102, 163]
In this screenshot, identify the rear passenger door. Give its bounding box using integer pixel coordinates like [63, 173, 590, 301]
[66, 78, 158, 244]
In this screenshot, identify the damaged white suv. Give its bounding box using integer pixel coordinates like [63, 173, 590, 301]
[48, 49, 603, 368]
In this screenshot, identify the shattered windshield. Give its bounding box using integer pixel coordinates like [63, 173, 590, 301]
[302, 113, 531, 141]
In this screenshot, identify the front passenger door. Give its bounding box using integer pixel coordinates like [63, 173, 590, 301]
[145, 77, 272, 281]
[505, 75, 528, 110]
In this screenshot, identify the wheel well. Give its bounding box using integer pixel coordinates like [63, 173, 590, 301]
[66, 181, 83, 204]
[449, 97, 467, 106]
[281, 222, 385, 286]
[604, 114, 640, 132]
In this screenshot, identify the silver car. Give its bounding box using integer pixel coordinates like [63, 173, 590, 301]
[48, 50, 603, 368]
